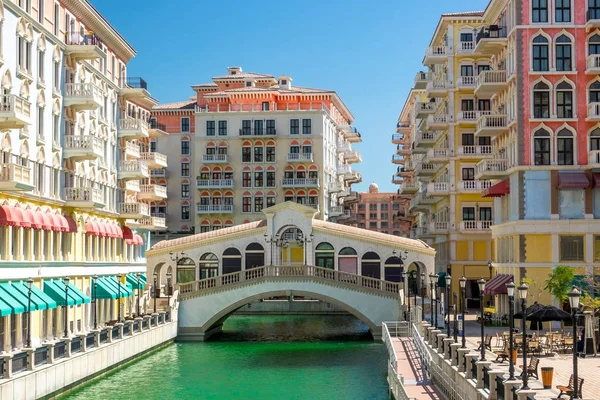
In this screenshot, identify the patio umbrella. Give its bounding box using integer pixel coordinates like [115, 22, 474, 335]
[526, 305, 572, 322]
[513, 301, 544, 319]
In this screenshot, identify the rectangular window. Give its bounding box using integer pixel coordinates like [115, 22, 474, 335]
[181, 206, 190, 220]
[369, 213, 377, 219]
[38, 50, 44, 81]
[462, 207, 476, 221]
[52, 114, 59, 145]
[290, 119, 299, 135]
[266, 171, 276, 187]
[254, 197, 264, 212]
[267, 196, 276, 207]
[254, 171, 263, 187]
[181, 117, 190, 132]
[534, 137, 551, 165]
[242, 172, 251, 187]
[53, 61, 60, 90]
[242, 147, 252, 163]
[37, 106, 43, 139]
[460, 33, 473, 42]
[369, 222, 377, 229]
[560, 235, 584, 261]
[381, 204, 388, 211]
[266, 146, 275, 162]
[369, 204, 377, 210]
[556, 91, 573, 118]
[533, 44, 549, 71]
[594, 235, 600, 262]
[555, 0, 571, 22]
[556, 44, 572, 71]
[254, 120, 263, 135]
[462, 168, 475, 181]
[478, 136, 492, 146]
[254, 147, 263, 162]
[532, 0, 548, 22]
[462, 133, 475, 146]
[460, 65, 474, 77]
[480, 207, 492, 221]
[218, 120, 227, 136]
[266, 119, 276, 135]
[53, 3, 59, 36]
[181, 184, 190, 198]
[242, 197, 251, 212]
[533, 91, 550, 118]
[206, 121, 215, 136]
[381, 213, 388, 219]
[181, 140, 190, 155]
[181, 163, 190, 177]
[461, 99, 474, 111]
[302, 119, 311, 135]
[381, 222, 388, 228]
[241, 120, 251, 135]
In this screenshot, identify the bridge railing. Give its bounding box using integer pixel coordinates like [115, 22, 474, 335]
[178, 265, 401, 297]
[383, 321, 417, 400]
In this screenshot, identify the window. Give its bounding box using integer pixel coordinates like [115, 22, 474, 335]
[266, 171, 275, 187]
[462, 168, 475, 181]
[266, 146, 275, 162]
[181, 206, 190, 220]
[241, 120, 251, 135]
[560, 235, 584, 261]
[266, 120, 275, 135]
[254, 147, 263, 162]
[590, 81, 600, 103]
[261, 102, 269, 111]
[242, 196, 251, 212]
[53, 4, 59, 35]
[381, 204, 388, 211]
[181, 162, 190, 177]
[591, 0, 600, 20]
[460, 64, 474, 77]
[462, 133, 475, 146]
[254, 196, 264, 212]
[369, 204, 377, 210]
[369, 222, 377, 229]
[181, 184, 190, 198]
[181, 140, 190, 155]
[290, 119, 299, 135]
[532, 0, 548, 22]
[556, 81, 573, 118]
[555, 35, 572, 71]
[254, 120, 263, 135]
[557, 129, 574, 165]
[477, 64, 491, 74]
[369, 213, 377, 219]
[591, 128, 600, 151]
[533, 128, 551, 165]
[381, 222, 388, 228]
[38, 50, 44, 81]
[555, 0, 571, 22]
[392, 203, 400, 210]
[460, 32, 473, 42]
[218, 120, 227, 136]
[480, 207, 492, 221]
[52, 114, 59, 145]
[533, 82, 550, 118]
[17, 35, 32, 73]
[479, 136, 492, 146]
[302, 119, 311, 135]
[532, 36, 549, 71]
[267, 196, 276, 207]
[242, 147, 251, 162]
[181, 117, 190, 132]
[205, 121, 215, 136]
[254, 171, 263, 187]
[37, 106, 44, 139]
[242, 171, 251, 187]
[381, 213, 388, 219]
[53, 60, 60, 91]
[461, 99, 474, 111]
[462, 207, 476, 221]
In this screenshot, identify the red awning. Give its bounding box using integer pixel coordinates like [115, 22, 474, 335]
[54, 212, 69, 232]
[97, 222, 107, 237]
[483, 274, 514, 296]
[85, 220, 100, 236]
[0, 204, 17, 227]
[133, 234, 144, 245]
[13, 206, 33, 228]
[47, 212, 62, 232]
[558, 172, 589, 190]
[114, 224, 123, 239]
[482, 179, 510, 198]
[29, 207, 44, 229]
[106, 223, 115, 238]
[64, 214, 78, 233]
[122, 226, 134, 242]
[39, 210, 54, 231]
[593, 173, 600, 188]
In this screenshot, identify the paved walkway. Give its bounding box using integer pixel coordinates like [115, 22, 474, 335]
[391, 337, 443, 399]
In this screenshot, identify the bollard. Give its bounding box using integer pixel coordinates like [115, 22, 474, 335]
[450, 343, 462, 366]
[476, 361, 492, 389]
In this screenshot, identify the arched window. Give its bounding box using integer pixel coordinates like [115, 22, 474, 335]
[590, 128, 600, 151]
[222, 248, 242, 274]
[555, 35, 572, 71]
[384, 256, 403, 282]
[532, 35, 549, 72]
[199, 253, 218, 279]
[338, 247, 358, 275]
[556, 81, 573, 118]
[176, 257, 196, 284]
[315, 242, 334, 269]
[534, 128, 551, 165]
[533, 82, 550, 118]
[361, 251, 381, 279]
[245, 242, 264, 269]
[590, 81, 600, 103]
[589, 34, 600, 56]
[557, 128, 574, 165]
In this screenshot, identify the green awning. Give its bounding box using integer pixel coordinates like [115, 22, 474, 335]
[67, 282, 90, 304]
[0, 297, 12, 316]
[0, 282, 33, 312]
[140, 273, 147, 284]
[43, 281, 75, 307]
[437, 272, 447, 289]
[126, 273, 144, 289]
[101, 277, 132, 298]
[93, 278, 117, 300]
[12, 282, 58, 310]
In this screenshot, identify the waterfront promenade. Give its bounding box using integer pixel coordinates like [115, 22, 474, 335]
[391, 336, 442, 399]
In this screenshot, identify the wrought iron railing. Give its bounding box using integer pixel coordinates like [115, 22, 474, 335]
[54, 341, 66, 360]
[11, 352, 27, 373]
[86, 333, 95, 348]
[34, 346, 48, 366]
[99, 329, 108, 344]
[111, 326, 119, 340]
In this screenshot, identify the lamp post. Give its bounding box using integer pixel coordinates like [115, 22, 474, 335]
[297, 232, 314, 265]
[64, 277, 70, 338]
[153, 272, 158, 314]
[518, 281, 529, 390]
[393, 249, 409, 317]
[488, 260, 493, 280]
[459, 276, 467, 348]
[568, 286, 581, 400]
[169, 251, 186, 292]
[166, 271, 172, 309]
[92, 275, 98, 330]
[477, 278, 486, 361]
[445, 274, 452, 337]
[135, 272, 141, 317]
[420, 272, 425, 321]
[429, 273, 436, 325]
[506, 281, 516, 380]
[26, 278, 33, 348]
[264, 233, 289, 266]
[116, 274, 122, 322]
[400, 270, 409, 319]
[453, 292, 458, 343]
[434, 280, 439, 329]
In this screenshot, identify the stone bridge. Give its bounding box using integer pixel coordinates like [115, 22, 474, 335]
[177, 265, 402, 341]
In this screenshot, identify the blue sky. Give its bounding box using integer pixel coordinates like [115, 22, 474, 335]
[94, 0, 490, 193]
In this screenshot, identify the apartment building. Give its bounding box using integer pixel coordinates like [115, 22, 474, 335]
[152, 67, 362, 234]
[0, 0, 163, 352]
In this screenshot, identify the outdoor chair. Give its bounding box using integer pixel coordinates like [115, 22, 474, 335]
[527, 340, 542, 355]
[518, 357, 539, 380]
[477, 334, 493, 351]
[494, 345, 509, 363]
[556, 374, 584, 399]
[563, 337, 574, 353]
[494, 332, 504, 350]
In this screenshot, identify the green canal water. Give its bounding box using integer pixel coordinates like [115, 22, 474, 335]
[60, 315, 390, 400]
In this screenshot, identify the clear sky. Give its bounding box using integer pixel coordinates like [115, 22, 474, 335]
[94, 0, 490, 193]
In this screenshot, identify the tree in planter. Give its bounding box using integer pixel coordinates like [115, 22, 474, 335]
[544, 265, 574, 309]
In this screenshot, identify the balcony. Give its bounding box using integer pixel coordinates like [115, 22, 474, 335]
[429, 221, 450, 235]
[118, 160, 149, 181]
[0, 94, 31, 129]
[586, 54, 600, 74]
[196, 179, 235, 189]
[456, 75, 476, 89]
[63, 135, 104, 161]
[410, 226, 431, 239]
[409, 192, 437, 212]
[426, 182, 449, 196]
[239, 128, 277, 137]
[426, 114, 452, 130]
[396, 145, 411, 156]
[415, 101, 436, 118]
[475, 114, 508, 137]
[287, 153, 314, 162]
[0, 163, 33, 191]
[140, 151, 168, 169]
[344, 149, 362, 163]
[404, 160, 415, 172]
[342, 126, 361, 143]
[345, 191, 359, 203]
[150, 168, 167, 178]
[415, 161, 438, 177]
[457, 110, 492, 125]
[196, 204, 234, 214]
[475, 159, 510, 180]
[328, 182, 343, 193]
[475, 70, 508, 96]
[64, 83, 103, 111]
[391, 155, 404, 165]
[426, 148, 450, 163]
[119, 118, 149, 139]
[391, 175, 403, 185]
[457, 145, 493, 158]
[148, 121, 168, 138]
[587, 103, 600, 121]
[396, 121, 411, 134]
[414, 71, 429, 89]
[423, 45, 449, 64]
[202, 154, 228, 163]
[391, 133, 405, 144]
[137, 215, 167, 231]
[64, 33, 104, 61]
[345, 171, 362, 183]
[474, 25, 508, 54]
[588, 150, 600, 168]
[414, 131, 439, 148]
[459, 220, 492, 232]
[64, 187, 104, 208]
[281, 178, 319, 188]
[457, 41, 475, 54]
[138, 184, 168, 201]
[425, 80, 451, 98]
[399, 180, 419, 194]
[329, 206, 344, 217]
[337, 164, 352, 176]
[457, 180, 493, 192]
[125, 180, 140, 192]
[396, 166, 410, 176]
[120, 77, 152, 102]
[119, 202, 150, 219]
[124, 142, 141, 159]
[586, 9, 600, 30]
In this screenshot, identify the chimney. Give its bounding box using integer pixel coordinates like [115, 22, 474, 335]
[227, 66, 242, 75]
[279, 75, 292, 90]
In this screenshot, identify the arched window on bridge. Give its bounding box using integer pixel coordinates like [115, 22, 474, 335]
[199, 253, 219, 279]
[338, 247, 357, 274]
[361, 251, 381, 279]
[222, 248, 242, 274]
[315, 242, 334, 269]
[176, 257, 196, 284]
[245, 243, 264, 269]
[384, 256, 403, 282]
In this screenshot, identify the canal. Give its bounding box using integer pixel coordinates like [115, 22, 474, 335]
[60, 315, 390, 400]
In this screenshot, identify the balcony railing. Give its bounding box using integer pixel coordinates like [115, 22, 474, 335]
[475, 25, 507, 44]
[197, 102, 330, 113]
[196, 179, 234, 188]
[457, 145, 492, 156]
[140, 184, 167, 198]
[196, 204, 234, 213]
[119, 202, 150, 216]
[457, 76, 476, 87]
[64, 83, 103, 103]
[65, 187, 103, 203]
[460, 220, 492, 231]
[239, 128, 277, 136]
[586, 55, 600, 72]
[391, 133, 404, 143]
[202, 154, 228, 163]
[476, 114, 508, 135]
[458, 180, 492, 191]
[281, 178, 319, 187]
[475, 159, 509, 176]
[589, 150, 600, 165]
[429, 221, 449, 232]
[415, 102, 436, 114]
[287, 153, 314, 162]
[120, 117, 149, 132]
[138, 215, 166, 229]
[427, 182, 448, 193]
[124, 141, 141, 158]
[140, 151, 168, 167]
[475, 70, 508, 89]
[119, 160, 149, 175]
[458, 110, 491, 122]
[151, 168, 166, 178]
[425, 46, 449, 58]
[588, 102, 600, 119]
[64, 135, 104, 153]
[457, 41, 475, 53]
[0, 163, 31, 188]
[125, 180, 140, 192]
[125, 77, 148, 90]
[0, 94, 31, 128]
[65, 32, 103, 47]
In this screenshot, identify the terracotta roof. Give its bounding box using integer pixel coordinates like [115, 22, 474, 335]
[194, 83, 218, 87]
[212, 72, 276, 80]
[206, 84, 333, 97]
[441, 11, 484, 17]
[153, 100, 196, 111]
[149, 220, 267, 251]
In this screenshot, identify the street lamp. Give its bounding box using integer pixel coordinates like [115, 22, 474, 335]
[434, 279, 439, 329]
[153, 272, 158, 314]
[92, 275, 98, 330]
[63, 277, 70, 338]
[135, 272, 141, 317]
[166, 271, 172, 309]
[169, 251, 186, 291]
[453, 292, 458, 343]
[116, 274, 122, 322]
[26, 278, 33, 348]
[518, 281, 529, 390]
[477, 278, 486, 361]
[429, 273, 436, 325]
[488, 260, 493, 280]
[506, 281, 516, 380]
[264, 233, 288, 266]
[445, 274, 452, 338]
[459, 276, 467, 348]
[420, 272, 425, 321]
[568, 286, 581, 400]
[297, 232, 314, 265]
